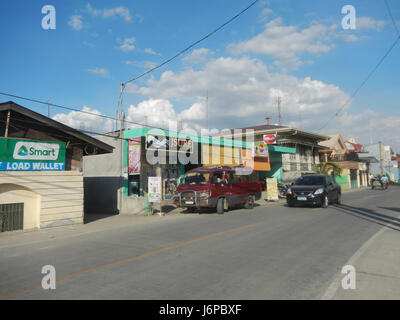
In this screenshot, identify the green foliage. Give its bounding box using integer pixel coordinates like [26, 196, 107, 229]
[313, 162, 342, 177]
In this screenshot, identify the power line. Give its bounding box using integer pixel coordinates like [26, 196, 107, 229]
[0, 91, 172, 132]
[123, 0, 260, 86]
[384, 0, 400, 36]
[0, 115, 129, 141]
[318, 33, 400, 130]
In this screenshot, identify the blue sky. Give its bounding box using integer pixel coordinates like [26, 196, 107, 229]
[0, 0, 399, 151]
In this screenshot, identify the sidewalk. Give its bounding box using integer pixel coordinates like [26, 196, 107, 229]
[152, 191, 280, 216]
[325, 226, 400, 299]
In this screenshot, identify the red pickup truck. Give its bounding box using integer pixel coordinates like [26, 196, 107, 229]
[175, 165, 261, 214]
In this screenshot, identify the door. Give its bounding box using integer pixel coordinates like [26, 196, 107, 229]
[326, 176, 337, 201]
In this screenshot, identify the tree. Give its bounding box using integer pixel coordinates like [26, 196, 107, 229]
[313, 162, 342, 177]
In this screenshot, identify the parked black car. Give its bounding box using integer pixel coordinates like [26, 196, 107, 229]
[286, 174, 341, 208]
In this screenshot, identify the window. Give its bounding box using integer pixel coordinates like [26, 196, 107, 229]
[182, 172, 210, 185]
[211, 172, 224, 184]
[295, 176, 325, 185]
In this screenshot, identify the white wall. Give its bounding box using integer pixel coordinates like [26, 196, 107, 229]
[0, 171, 83, 229]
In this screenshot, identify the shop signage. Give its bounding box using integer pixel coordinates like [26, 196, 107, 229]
[0, 138, 66, 171]
[146, 134, 193, 153]
[266, 178, 279, 201]
[263, 134, 277, 145]
[148, 176, 162, 202]
[128, 137, 141, 175]
[253, 141, 269, 157]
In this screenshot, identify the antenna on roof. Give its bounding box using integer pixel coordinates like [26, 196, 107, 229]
[277, 96, 282, 125]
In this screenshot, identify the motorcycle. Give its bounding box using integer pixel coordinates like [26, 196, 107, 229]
[278, 183, 290, 198]
[371, 179, 389, 190]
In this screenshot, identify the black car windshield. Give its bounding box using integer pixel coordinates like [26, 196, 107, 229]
[181, 172, 210, 185]
[295, 176, 325, 186]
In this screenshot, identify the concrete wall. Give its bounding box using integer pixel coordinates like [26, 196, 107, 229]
[0, 171, 83, 229]
[365, 143, 383, 175]
[83, 135, 122, 214]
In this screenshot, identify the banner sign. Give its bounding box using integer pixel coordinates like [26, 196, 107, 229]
[146, 134, 193, 153]
[266, 178, 279, 201]
[0, 138, 66, 171]
[128, 137, 141, 175]
[148, 176, 162, 202]
[0, 162, 65, 171]
[253, 141, 269, 157]
[263, 134, 277, 145]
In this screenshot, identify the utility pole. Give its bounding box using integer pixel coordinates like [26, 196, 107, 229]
[379, 141, 384, 175]
[206, 90, 209, 133]
[118, 81, 125, 214]
[277, 96, 282, 126]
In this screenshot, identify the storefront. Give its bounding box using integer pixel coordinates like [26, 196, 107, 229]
[124, 128, 253, 201]
[0, 101, 113, 231]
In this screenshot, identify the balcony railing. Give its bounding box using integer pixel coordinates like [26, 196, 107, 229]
[321, 153, 360, 162]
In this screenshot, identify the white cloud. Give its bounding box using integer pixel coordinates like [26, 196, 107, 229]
[228, 16, 386, 71]
[52, 107, 113, 133]
[86, 3, 132, 22]
[228, 18, 336, 70]
[182, 48, 213, 65]
[125, 60, 158, 69]
[119, 38, 136, 52]
[68, 15, 84, 31]
[124, 99, 206, 132]
[144, 48, 159, 55]
[86, 67, 109, 77]
[356, 17, 386, 31]
[126, 56, 350, 131]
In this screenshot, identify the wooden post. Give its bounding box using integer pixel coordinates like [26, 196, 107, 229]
[4, 110, 10, 138]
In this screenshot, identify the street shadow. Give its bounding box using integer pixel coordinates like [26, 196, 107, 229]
[378, 207, 400, 213]
[84, 213, 118, 224]
[181, 203, 261, 215]
[331, 203, 400, 232]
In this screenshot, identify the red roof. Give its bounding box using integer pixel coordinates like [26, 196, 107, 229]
[345, 141, 363, 153]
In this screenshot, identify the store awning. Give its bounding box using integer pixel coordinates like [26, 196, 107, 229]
[268, 145, 296, 154]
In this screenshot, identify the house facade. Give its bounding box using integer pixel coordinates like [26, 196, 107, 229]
[318, 134, 370, 190]
[215, 122, 328, 184]
[0, 101, 113, 232]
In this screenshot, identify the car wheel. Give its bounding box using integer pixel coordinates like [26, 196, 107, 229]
[217, 198, 225, 214]
[244, 195, 255, 209]
[336, 193, 342, 205]
[321, 195, 329, 208]
[287, 200, 295, 207]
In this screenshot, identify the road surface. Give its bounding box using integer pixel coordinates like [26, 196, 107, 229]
[1, 185, 399, 299]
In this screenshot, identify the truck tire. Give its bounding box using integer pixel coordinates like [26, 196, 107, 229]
[322, 195, 329, 208]
[244, 195, 255, 209]
[217, 198, 224, 214]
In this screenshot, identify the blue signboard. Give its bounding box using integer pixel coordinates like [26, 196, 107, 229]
[0, 162, 65, 171]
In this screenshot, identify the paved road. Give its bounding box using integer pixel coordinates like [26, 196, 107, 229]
[1, 185, 399, 299]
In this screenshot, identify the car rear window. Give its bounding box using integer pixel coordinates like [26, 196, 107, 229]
[295, 176, 325, 185]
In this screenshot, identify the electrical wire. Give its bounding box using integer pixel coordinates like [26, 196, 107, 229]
[384, 0, 400, 36]
[0, 91, 171, 132]
[123, 0, 260, 85]
[318, 33, 400, 131]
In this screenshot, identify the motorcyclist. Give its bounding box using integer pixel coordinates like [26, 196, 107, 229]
[380, 175, 389, 189]
[369, 173, 375, 186]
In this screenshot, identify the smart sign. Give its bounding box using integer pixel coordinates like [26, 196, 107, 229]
[0, 138, 66, 171]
